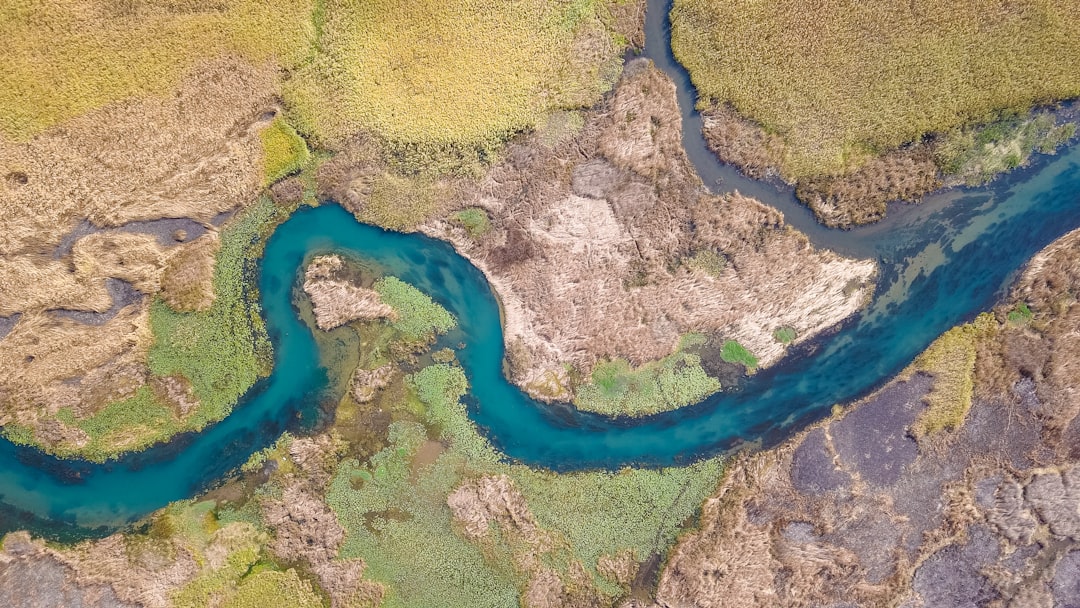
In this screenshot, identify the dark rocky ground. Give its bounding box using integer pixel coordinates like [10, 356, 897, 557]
[649, 228, 1080, 607]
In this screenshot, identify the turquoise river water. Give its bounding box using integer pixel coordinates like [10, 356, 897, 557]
[0, 1, 1079, 537]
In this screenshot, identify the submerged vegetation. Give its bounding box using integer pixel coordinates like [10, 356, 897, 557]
[671, 0, 1080, 179]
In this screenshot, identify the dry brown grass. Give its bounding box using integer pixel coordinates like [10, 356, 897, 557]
[302, 255, 395, 331]
[419, 61, 875, 400]
[795, 147, 943, 228]
[160, 234, 221, 313]
[0, 308, 150, 435]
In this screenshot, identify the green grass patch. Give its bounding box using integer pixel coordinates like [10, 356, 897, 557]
[260, 117, 311, 185]
[911, 314, 996, 437]
[937, 114, 1078, 185]
[286, 0, 625, 152]
[327, 359, 725, 606]
[55, 387, 180, 461]
[451, 208, 491, 238]
[719, 340, 757, 371]
[575, 350, 722, 417]
[671, 0, 1080, 179]
[1007, 302, 1034, 325]
[374, 276, 457, 342]
[148, 196, 284, 433]
[773, 327, 798, 344]
[0, 0, 314, 140]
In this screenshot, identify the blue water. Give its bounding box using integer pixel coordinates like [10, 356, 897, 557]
[0, 0, 1078, 538]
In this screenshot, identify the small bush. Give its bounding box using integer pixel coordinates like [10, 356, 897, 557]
[1007, 302, 1034, 325]
[259, 118, 311, 185]
[452, 208, 491, 238]
[773, 327, 797, 344]
[719, 340, 758, 371]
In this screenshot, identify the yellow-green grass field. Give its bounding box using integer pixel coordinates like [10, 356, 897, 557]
[286, 0, 625, 151]
[671, 0, 1080, 178]
[0, 0, 315, 141]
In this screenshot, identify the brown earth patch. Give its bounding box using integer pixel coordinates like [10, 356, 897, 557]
[408, 60, 876, 399]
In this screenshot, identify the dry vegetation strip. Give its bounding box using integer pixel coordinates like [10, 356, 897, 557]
[671, 0, 1080, 178]
[0, 0, 314, 141]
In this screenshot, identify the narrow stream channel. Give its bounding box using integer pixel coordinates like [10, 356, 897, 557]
[0, 1, 1077, 537]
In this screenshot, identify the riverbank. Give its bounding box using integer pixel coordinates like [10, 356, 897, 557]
[669, 0, 1080, 227]
[647, 224, 1080, 607]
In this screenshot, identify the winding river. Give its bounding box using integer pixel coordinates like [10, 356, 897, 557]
[2, 1, 1080, 536]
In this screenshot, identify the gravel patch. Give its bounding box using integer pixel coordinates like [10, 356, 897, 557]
[1051, 550, 1080, 608]
[791, 427, 851, 494]
[0, 554, 132, 608]
[830, 374, 929, 487]
[0, 313, 21, 341]
[911, 524, 1001, 608]
[50, 279, 143, 325]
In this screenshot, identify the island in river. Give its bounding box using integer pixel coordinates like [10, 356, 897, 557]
[1, 0, 1080, 606]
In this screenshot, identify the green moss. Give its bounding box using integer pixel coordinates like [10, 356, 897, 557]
[260, 118, 311, 185]
[773, 327, 798, 344]
[719, 340, 758, 371]
[374, 276, 457, 342]
[451, 208, 491, 238]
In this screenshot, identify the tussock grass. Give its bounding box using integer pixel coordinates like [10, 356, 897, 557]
[720, 339, 757, 371]
[260, 117, 311, 185]
[911, 313, 996, 437]
[0, 0, 314, 140]
[672, 0, 1080, 178]
[286, 0, 624, 151]
[575, 346, 721, 417]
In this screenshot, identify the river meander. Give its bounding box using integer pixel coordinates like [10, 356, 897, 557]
[1, 1, 1079, 537]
